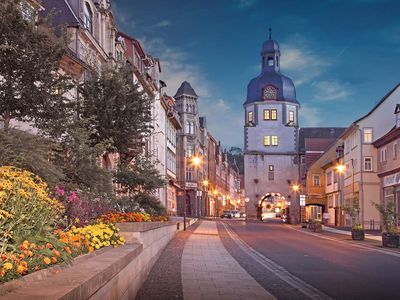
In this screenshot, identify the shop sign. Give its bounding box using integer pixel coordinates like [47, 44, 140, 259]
[383, 172, 400, 187]
[185, 182, 197, 188]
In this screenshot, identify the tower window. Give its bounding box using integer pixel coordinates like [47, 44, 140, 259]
[263, 109, 270, 120]
[276, 56, 279, 67]
[271, 136, 278, 146]
[83, 3, 93, 33]
[248, 111, 253, 124]
[271, 109, 277, 120]
[268, 165, 274, 171]
[267, 56, 274, 66]
[263, 136, 270, 146]
[289, 111, 294, 123]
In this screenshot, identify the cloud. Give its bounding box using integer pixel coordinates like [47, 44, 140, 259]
[153, 20, 171, 28]
[112, 1, 137, 29]
[311, 80, 352, 101]
[280, 35, 331, 86]
[299, 105, 323, 127]
[138, 37, 243, 148]
[236, 0, 257, 8]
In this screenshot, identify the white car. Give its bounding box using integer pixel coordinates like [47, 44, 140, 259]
[231, 210, 241, 218]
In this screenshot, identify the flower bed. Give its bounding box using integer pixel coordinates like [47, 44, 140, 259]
[0, 166, 167, 284]
[100, 212, 169, 223]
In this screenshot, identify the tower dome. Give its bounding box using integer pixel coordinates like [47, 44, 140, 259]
[244, 31, 298, 105]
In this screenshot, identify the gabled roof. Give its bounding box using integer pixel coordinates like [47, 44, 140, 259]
[298, 127, 346, 152]
[40, 0, 81, 28]
[340, 83, 400, 139]
[174, 81, 198, 98]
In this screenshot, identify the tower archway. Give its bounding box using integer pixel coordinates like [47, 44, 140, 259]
[257, 192, 288, 220]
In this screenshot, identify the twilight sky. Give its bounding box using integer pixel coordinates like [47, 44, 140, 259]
[113, 0, 400, 148]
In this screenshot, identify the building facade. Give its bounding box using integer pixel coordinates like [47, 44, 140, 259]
[243, 34, 300, 223]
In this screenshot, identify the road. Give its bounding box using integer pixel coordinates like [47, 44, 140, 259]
[219, 219, 400, 300]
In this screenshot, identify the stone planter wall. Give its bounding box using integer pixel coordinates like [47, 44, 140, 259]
[0, 219, 197, 300]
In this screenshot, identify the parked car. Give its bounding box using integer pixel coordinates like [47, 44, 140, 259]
[231, 210, 241, 218]
[221, 210, 233, 218]
[240, 212, 247, 218]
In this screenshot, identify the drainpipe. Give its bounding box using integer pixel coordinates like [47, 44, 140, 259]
[358, 128, 364, 228]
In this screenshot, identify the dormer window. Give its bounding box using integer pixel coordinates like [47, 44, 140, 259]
[84, 3, 93, 33]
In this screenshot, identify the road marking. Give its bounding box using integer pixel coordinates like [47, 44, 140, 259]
[221, 222, 334, 300]
[288, 226, 400, 258]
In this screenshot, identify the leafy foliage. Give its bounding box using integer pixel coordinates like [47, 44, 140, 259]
[54, 120, 113, 195]
[79, 66, 153, 164]
[0, 0, 72, 131]
[0, 129, 63, 187]
[374, 200, 399, 235]
[0, 167, 64, 253]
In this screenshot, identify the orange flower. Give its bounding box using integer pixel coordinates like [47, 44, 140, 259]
[20, 261, 28, 269]
[18, 254, 25, 259]
[46, 243, 53, 249]
[30, 243, 36, 249]
[52, 250, 61, 258]
[43, 257, 51, 265]
[17, 264, 26, 274]
[34, 266, 41, 271]
[51, 257, 57, 263]
[88, 247, 94, 253]
[64, 247, 72, 255]
[19, 243, 28, 250]
[27, 251, 33, 257]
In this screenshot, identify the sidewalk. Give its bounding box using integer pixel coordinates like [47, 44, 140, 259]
[181, 220, 275, 300]
[322, 225, 382, 241]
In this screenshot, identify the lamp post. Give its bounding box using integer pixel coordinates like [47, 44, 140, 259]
[182, 156, 202, 231]
[213, 189, 218, 218]
[335, 159, 357, 226]
[291, 184, 301, 224]
[202, 180, 209, 217]
[335, 163, 346, 226]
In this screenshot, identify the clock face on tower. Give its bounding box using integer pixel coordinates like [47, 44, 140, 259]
[263, 86, 277, 100]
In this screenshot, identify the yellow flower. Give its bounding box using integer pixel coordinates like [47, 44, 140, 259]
[43, 257, 51, 265]
[3, 262, 12, 270]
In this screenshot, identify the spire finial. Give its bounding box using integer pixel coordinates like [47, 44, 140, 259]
[268, 27, 272, 40]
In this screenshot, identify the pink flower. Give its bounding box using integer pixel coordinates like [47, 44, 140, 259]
[55, 186, 65, 196]
[67, 191, 80, 204]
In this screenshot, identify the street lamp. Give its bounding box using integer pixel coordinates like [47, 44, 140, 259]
[291, 184, 301, 224]
[336, 160, 357, 226]
[202, 180, 209, 217]
[182, 155, 202, 231]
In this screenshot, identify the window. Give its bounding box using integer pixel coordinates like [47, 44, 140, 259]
[334, 172, 338, 183]
[263, 109, 270, 120]
[313, 175, 320, 187]
[381, 148, 387, 162]
[248, 111, 253, 124]
[394, 143, 397, 160]
[364, 157, 373, 171]
[268, 165, 274, 171]
[271, 109, 277, 120]
[271, 136, 278, 146]
[276, 56, 279, 67]
[363, 128, 373, 143]
[289, 111, 294, 123]
[83, 3, 93, 33]
[186, 146, 194, 157]
[327, 171, 332, 185]
[267, 56, 274, 66]
[268, 171, 274, 181]
[186, 167, 194, 181]
[263, 136, 270, 146]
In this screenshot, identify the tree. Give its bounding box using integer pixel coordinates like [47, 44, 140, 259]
[0, 128, 64, 187]
[0, 0, 72, 132]
[114, 156, 166, 194]
[54, 119, 113, 195]
[79, 66, 153, 164]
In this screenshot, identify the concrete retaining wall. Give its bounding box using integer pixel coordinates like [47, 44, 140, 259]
[0, 220, 196, 299]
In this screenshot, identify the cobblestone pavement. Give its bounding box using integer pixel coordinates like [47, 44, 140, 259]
[217, 221, 316, 300]
[135, 221, 200, 300]
[181, 220, 275, 300]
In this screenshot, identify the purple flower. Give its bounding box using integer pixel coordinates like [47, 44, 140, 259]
[55, 186, 65, 196]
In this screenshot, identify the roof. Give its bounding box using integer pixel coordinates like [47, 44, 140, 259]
[373, 126, 400, 148]
[174, 81, 198, 98]
[340, 83, 400, 139]
[305, 138, 338, 169]
[298, 127, 346, 152]
[40, 0, 81, 28]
